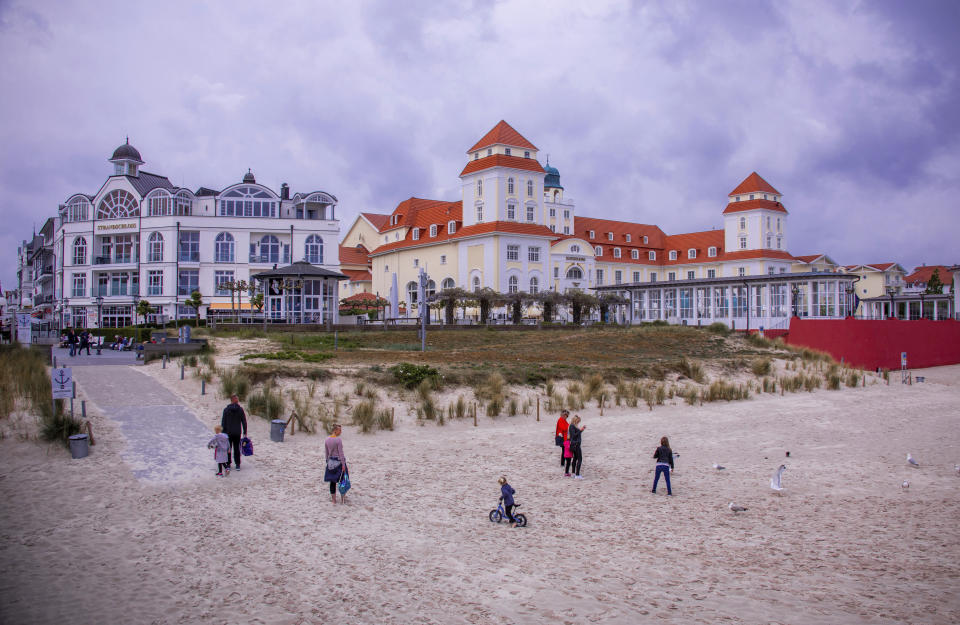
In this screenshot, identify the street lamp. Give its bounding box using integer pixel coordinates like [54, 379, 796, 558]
[791, 284, 800, 318]
[95, 295, 104, 354]
[886, 286, 896, 320]
[133, 293, 140, 337]
[62, 297, 69, 332]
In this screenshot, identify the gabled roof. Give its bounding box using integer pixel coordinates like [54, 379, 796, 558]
[721, 249, 796, 262]
[863, 262, 900, 272]
[361, 212, 391, 231]
[722, 198, 788, 215]
[370, 218, 554, 255]
[339, 244, 370, 266]
[662, 230, 725, 264]
[341, 269, 372, 283]
[468, 121, 538, 153]
[125, 171, 174, 197]
[460, 154, 545, 177]
[793, 254, 828, 264]
[729, 172, 780, 196]
[905, 265, 953, 284]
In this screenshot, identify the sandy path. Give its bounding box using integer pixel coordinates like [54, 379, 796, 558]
[1, 367, 958, 624]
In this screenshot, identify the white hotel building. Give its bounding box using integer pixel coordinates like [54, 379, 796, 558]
[55, 140, 341, 327]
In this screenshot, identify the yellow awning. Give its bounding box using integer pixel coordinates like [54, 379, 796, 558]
[208, 303, 253, 310]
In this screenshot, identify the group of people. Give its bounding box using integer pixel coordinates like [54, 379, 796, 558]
[62, 329, 93, 356]
[555, 409, 675, 494]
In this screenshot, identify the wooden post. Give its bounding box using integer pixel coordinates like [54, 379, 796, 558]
[536, 397, 540, 422]
[286, 412, 296, 436]
[180, 363, 184, 380]
[85, 421, 96, 446]
[391, 406, 395, 428]
[81, 399, 87, 419]
[201, 379, 206, 395]
[600, 395, 604, 416]
[473, 402, 477, 427]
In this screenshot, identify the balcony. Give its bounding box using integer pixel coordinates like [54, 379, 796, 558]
[178, 253, 200, 263]
[94, 256, 135, 266]
[91, 286, 140, 298]
[249, 252, 290, 265]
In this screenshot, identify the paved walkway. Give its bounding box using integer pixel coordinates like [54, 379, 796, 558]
[72, 366, 213, 483]
[51, 346, 140, 367]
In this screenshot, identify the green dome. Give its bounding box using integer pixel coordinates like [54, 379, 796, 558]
[544, 160, 562, 189]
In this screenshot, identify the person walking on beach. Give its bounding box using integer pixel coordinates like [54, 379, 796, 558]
[568, 415, 587, 479]
[498, 476, 518, 528]
[555, 410, 570, 474]
[651, 436, 674, 495]
[324, 424, 347, 505]
[221, 394, 248, 471]
[207, 425, 231, 477]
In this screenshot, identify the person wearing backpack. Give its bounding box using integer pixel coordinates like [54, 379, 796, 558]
[221, 394, 248, 471]
[324, 424, 347, 504]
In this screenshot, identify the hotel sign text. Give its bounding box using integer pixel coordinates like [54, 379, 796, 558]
[96, 222, 137, 231]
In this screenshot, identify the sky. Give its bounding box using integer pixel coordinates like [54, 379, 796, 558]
[1, 0, 958, 291]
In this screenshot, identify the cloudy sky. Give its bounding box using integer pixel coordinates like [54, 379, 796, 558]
[1, 0, 957, 290]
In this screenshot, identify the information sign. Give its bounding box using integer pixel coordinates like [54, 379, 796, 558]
[51, 367, 74, 399]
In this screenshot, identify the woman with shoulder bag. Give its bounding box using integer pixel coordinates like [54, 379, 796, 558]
[324, 424, 347, 504]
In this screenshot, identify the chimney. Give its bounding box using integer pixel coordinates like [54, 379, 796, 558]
[281, 183, 290, 200]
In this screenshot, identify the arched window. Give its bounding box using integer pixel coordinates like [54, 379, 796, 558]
[570, 245, 580, 253]
[174, 190, 193, 216]
[508, 275, 519, 293]
[529, 276, 539, 294]
[72, 237, 87, 265]
[527, 180, 533, 197]
[566, 267, 583, 279]
[147, 232, 164, 262]
[594, 246, 602, 256]
[260, 235, 280, 263]
[441, 277, 455, 290]
[472, 276, 481, 292]
[507, 202, 516, 220]
[739, 217, 746, 230]
[407, 281, 419, 304]
[304, 235, 323, 264]
[215, 232, 235, 263]
[508, 177, 515, 194]
[65, 196, 90, 222]
[613, 248, 621, 258]
[97, 189, 139, 219]
[220, 185, 276, 217]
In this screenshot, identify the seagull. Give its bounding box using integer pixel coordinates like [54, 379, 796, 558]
[901, 480, 910, 490]
[728, 502, 748, 513]
[907, 454, 920, 468]
[770, 464, 786, 494]
[713, 463, 726, 470]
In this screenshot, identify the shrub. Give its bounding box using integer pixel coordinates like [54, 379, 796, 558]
[248, 384, 285, 420]
[352, 400, 376, 433]
[508, 397, 518, 416]
[454, 395, 466, 419]
[218, 368, 251, 400]
[827, 372, 841, 390]
[376, 408, 394, 431]
[585, 373, 604, 398]
[486, 396, 502, 417]
[702, 379, 749, 402]
[183, 354, 199, 368]
[683, 386, 699, 406]
[751, 358, 772, 377]
[199, 353, 216, 369]
[845, 370, 861, 387]
[545, 379, 555, 396]
[194, 367, 214, 383]
[745, 332, 772, 348]
[675, 357, 706, 383]
[41, 408, 82, 447]
[389, 363, 439, 388]
[707, 322, 730, 336]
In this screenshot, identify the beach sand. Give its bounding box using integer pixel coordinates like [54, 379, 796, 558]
[1, 363, 958, 624]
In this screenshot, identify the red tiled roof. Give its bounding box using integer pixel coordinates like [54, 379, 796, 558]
[371, 218, 554, 255]
[721, 250, 796, 262]
[342, 292, 380, 302]
[865, 262, 897, 271]
[468, 121, 538, 152]
[341, 269, 372, 282]
[371, 197, 462, 254]
[905, 265, 952, 284]
[793, 254, 826, 264]
[339, 244, 370, 266]
[361, 212, 390, 231]
[722, 199, 788, 215]
[729, 172, 781, 196]
[574, 216, 666, 248]
[460, 154, 545, 176]
[662, 230, 725, 265]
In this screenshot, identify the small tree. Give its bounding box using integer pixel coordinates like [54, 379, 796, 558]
[537, 290, 566, 323]
[502, 290, 529, 324]
[473, 288, 502, 325]
[926, 268, 944, 294]
[567, 289, 598, 325]
[184, 290, 203, 327]
[434, 287, 469, 325]
[597, 292, 629, 323]
[136, 298, 153, 326]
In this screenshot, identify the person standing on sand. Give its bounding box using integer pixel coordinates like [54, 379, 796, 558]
[324, 424, 347, 504]
[555, 410, 570, 474]
[221, 394, 248, 471]
[651, 436, 674, 495]
[568, 415, 587, 479]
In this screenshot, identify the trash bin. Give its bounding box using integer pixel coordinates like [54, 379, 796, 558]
[69, 433, 89, 459]
[270, 419, 286, 443]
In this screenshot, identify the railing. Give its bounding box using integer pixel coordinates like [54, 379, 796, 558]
[249, 252, 291, 264]
[178, 253, 200, 262]
[91, 287, 140, 297]
[95, 256, 134, 265]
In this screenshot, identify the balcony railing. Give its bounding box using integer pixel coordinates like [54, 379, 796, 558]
[95, 256, 135, 265]
[178, 252, 200, 262]
[91, 286, 140, 297]
[249, 252, 290, 264]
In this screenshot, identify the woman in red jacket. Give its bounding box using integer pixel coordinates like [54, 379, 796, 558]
[555, 409, 571, 475]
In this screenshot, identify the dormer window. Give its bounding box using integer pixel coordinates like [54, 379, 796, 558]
[524, 151, 530, 158]
[487, 149, 492, 156]
[412, 228, 420, 241]
[736, 196, 741, 201]
[708, 246, 717, 257]
[474, 152, 479, 160]
[429, 224, 437, 237]
[588, 230, 595, 239]
[688, 249, 696, 259]
[505, 147, 511, 156]
[594, 246, 603, 256]
[631, 249, 639, 259]
[668, 250, 678, 260]
[649, 251, 656, 260]
[613, 248, 621, 258]
[749, 194, 755, 200]
[763, 194, 768, 200]
[448, 220, 456, 234]
[643, 235, 648, 244]
[607, 232, 613, 241]
[625, 234, 631, 242]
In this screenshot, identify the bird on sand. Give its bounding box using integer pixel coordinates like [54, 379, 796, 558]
[907, 453, 920, 468]
[728, 502, 748, 513]
[713, 463, 726, 470]
[770, 465, 786, 493]
[901, 480, 910, 490]
[954, 464, 959, 475]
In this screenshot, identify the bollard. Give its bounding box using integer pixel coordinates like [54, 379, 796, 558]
[536, 397, 540, 422]
[201, 379, 206, 395]
[81, 399, 87, 420]
[53, 355, 57, 368]
[270, 419, 286, 442]
[162, 355, 166, 369]
[334, 331, 338, 351]
[69, 433, 89, 459]
[70, 397, 74, 419]
[180, 363, 184, 380]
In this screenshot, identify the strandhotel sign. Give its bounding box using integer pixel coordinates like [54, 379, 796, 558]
[96, 222, 137, 231]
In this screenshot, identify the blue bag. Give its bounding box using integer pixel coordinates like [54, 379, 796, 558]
[338, 470, 351, 495]
[241, 437, 254, 456]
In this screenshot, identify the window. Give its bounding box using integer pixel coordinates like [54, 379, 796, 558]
[487, 149, 492, 156]
[707, 269, 716, 278]
[564, 210, 570, 219]
[549, 208, 556, 217]
[304, 234, 323, 264]
[768, 267, 776, 275]
[72, 237, 87, 265]
[566, 267, 583, 279]
[215, 232, 235, 263]
[147, 270, 162, 296]
[669, 251, 678, 260]
[441, 278, 455, 290]
[554, 267, 559, 278]
[214, 270, 234, 294]
[527, 180, 533, 197]
[777, 218, 782, 232]
[429, 224, 438, 238]
[631, 249, 639, 259]
[412, 228, 420, 241]
[643, 235, 648, 244]
[473, 276, 480, 291]
[563, 226, 570, 234]
[633, 271, 640, 282]
[526, 205, 535, 222]
[589, 230, 595, 239]
[407, 281, 418, 304]
[607, 232, 613, 241]
[476, 204, 483, 222]
[259, 235, 280, 263]
[594, 246, 602, 256]
[505, 148, 511, 156]
[529, 276, 539, 294]
[97, 189, 139, 220]
[477, 179, 483, 196]
[738, 267, 746, 276]
[71, 274, 86, 297]
[440, 255, 447, 265]
[649, 272, 657, 282]
[708, 246, 717, 257]
[179, 231, 200, 262]
[668, 272, 676, 281]
[570, 245, 580, 253]
[147, 232, 163, 262]
[625, 234, 631, 242]
[736, 196, 741, 201]
[739, 217, 746, 230]
[687, 271, 695, 280]
[550, 225, 556, 232]
[749, 194, 755, 200]
[613, 247, 621, 258]
[615, 270, 622, 285]
[766, 216, 771, 229]
[507, 203, 516, 220]
[508, 276, 518, 293]
[507, 178, 514, 194]
[448, 221, 456, 234]
[524, 151, 530, 158]
[65, 197, 90, 222]
[528, 246, 540, 262]
[507, 245, 520, 261]
[776, 237, 782, 249]
[177, 269, 199, 296]
[739, 237, 747, 250]
[688, 249, 696, 259]
[218, 186, 274, 217]
[766, 236, 771, 248]
[648, 251, 656, 260]
[595, 269, 604, 285]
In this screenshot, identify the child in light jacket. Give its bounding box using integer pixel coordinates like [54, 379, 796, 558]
[208, 425, 230, 476]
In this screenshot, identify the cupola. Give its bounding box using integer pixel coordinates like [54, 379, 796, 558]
[109, 137, 143, 176]
[242, 169, 256, 184]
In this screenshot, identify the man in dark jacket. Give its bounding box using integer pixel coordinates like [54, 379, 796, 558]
[221, 394, 248, 470]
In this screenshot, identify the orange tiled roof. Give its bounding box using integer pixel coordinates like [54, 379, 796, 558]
[793, 254, 826, 264]
[729, 172, 781, 196]
[339, 244, 370, 266]
[721, 250, 796, 262]
[342, 292, 380, 302]
[864, 262, 897, 271]
[371, 218, 554, 255]
[361, 212, 390, 231]
[468, 120, 538, 152]
[574, 216, 666, 248]
[905, 265, 953, 284]
[662, 230, 725, 265]
[341, 269, 372, 282]
[371, 197, 462, 254]
[721, 199, 788, 215]
[460, 154, 545, 176]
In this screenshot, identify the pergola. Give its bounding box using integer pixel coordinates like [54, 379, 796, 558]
[252, 261, 348, 325]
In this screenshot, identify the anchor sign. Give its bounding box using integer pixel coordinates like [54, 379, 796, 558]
[51, 367, 74, 399]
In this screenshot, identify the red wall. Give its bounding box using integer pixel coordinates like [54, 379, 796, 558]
[785, 318, 960, 370]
